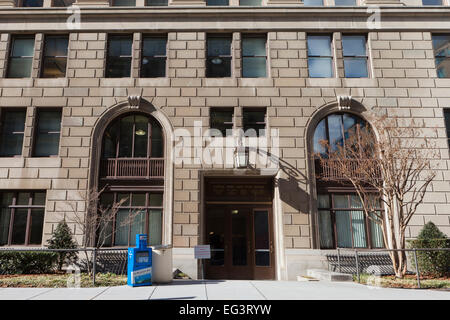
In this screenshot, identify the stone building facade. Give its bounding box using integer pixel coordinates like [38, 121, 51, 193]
[0, 0, 449, 280]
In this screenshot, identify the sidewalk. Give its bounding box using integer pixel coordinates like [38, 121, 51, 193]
[0, 279, 449, 300]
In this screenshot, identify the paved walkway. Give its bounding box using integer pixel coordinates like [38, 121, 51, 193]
[0, 280, 448, 300]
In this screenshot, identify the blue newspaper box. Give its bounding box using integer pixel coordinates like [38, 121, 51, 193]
[127, 234, 152, 287]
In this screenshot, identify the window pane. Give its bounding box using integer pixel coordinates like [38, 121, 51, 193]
[432, 35, 450, 57]
[335, 211, 352, 248]
[304, 0, 323, 5]
[445, 110, 450, 147]
[240, 0, 261, 5]
[17, 192, 31, 205]
[118, 115, 134, 157]
[130, 210, 146, 246]
[102, 119, 119, 158]
[7, 57, 33, 78]
[149, 193, 163, 206]
[242, 57, 266, 78]
[44, 36, 68, 57]
[422, 0, 442, 4]
[344, 58, 368, 78]
[112, 0, 136, 5]
[34, 110, 62, 157]
[142, 37, 166, 56]
[333, 194, 348, 209]
[317, 194, 330, 208]
[134, 115, 149, 158]
[21, 0, 43, 7]
[12, 38, 35, 57]
[0, 207, 10, 245]
[370, 214, 384, 248]
[351, 210, 367, 248]
[146, 0, 168, 5]
[29, 209, 44, 245]
[131, 193, 146, 207]
[243, 109, 266, 136]
[106, 57, 131, 78]
[118, 193, 130, 206]
[319, 210, 333, 249]
[207, 57, 231, 78]
[436, 58, 450, 78]
[148, 209, 162, 245]
[33, 192, 46, 206]
[208, 37, 231, 56]
[52, 0, 76, 6]
[335, 0, 356, 5]
[114, 209, 129, 246]
[109, 36, 132, 57]
[307, 35, 331, 56]
[0, 110, 26, 157]
[141, 57, 166, 78]
[313, 119, 327, 155]
[242, 37, 266, 57]
[327, 114, 344, 152]
[207, 0, 229, 5]
[342, 35, 367, 56]
[42, 57, 67, 78]
[308, 57, 333, 78]
[11, 208, 28, 245]
[210, 108, 233, 136]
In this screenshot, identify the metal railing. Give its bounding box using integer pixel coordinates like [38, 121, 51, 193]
[0, 247, 128, 286]
[327, 247, 450, 289]
[100, 158, 164, 179]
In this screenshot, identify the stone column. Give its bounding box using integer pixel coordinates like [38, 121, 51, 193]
[0, 0, 15, 7]
[75, 0, 110, 7]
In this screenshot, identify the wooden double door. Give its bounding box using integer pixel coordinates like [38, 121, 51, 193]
[204, 204, 275, 280]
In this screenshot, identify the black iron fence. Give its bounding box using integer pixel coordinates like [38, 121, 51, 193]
[326, 248, 450, 288]
[0, 247, 128, 286]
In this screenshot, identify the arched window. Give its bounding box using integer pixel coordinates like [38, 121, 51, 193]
[100, 113, 164, 179]
[312, 112, 384, 249]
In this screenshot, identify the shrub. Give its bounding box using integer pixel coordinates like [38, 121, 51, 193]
[0, 251, 58, 275]
[47, 220, 78, 271]
[408, 222, 450, 277]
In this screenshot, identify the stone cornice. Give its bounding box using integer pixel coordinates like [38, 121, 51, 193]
[0, 7, 449, 31]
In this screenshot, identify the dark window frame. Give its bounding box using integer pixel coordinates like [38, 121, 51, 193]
[7, 34, 35, 79]
[307, 33, 334, 78]
[32, 108, 62, 158]
[206, 34, 232, 78]
[140, 34, 167, 78]
[444, 109, 450, 150]
[99, 191, 163, 247]
[0, 108, 26, 158]
[432, 33, 450, 79]
[111, 0, 136, 6]
[342, 34, 369, 78]
[17, 0, 44, 7]
[105, 34, 133, 78]
[241, 33, 267, 78]
[52, 0, 76, 6]
[0, 191, 46, 247]
[209, 107, 234, 137]
[41, 34, 69, 78]
[317, 192, 385, 249]
[242, 108, 267, 137]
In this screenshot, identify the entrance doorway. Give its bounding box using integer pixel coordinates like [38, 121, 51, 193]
[203, 177, 275, 280]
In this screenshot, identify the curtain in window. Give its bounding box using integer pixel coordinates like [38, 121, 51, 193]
[335, 211, 352, 248]
[370, 213, 384, 248]
[0, 207, 10, 246]
[350, 195, 367, 248]
[114, 209, 129, 246]
[148, 209, 162, 245]
[319, 210, 333, 249]
[130, 210, 146, 246]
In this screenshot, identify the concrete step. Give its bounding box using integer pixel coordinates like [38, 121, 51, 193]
[306, 269, 353, 282]
[296, 275, 319, 282]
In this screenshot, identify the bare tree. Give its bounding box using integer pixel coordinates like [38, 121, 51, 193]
[68, 187, 140, 275]
[316, 112, 437, 278]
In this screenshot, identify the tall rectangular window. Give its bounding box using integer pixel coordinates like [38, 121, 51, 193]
[210, 108, 234, 137]
[422, 0, 442, 5]
[111, 0, 136, 5]
[106, 34, 133, 78]
[242, 34, 267, 78]
[207, 0, 229, 5]
[0, 109, 26, 157]
[432, 34, 450, 78]
[207, 35, 232, 78]
[444, 109, 450, 149]
[0, 191, 46, 246]
[243, 108, 266, 137]
[335, 0, 356, 5]
[342, 34, 368, 78]
[307, 34, 333, 78]
[7, 35, 35, 78]
[33, 109, 62, 157]
[18, 0, 44, 6]
[146, 0, 168, 5]
[41, 35, 69, 78]
[141, 35, 167, 78]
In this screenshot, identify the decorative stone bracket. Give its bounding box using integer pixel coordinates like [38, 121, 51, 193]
[337, 95, 352, 110]
[128, 95, 142, 109]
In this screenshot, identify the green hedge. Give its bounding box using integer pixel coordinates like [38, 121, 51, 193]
[408, 239, 450, 277]
[0, 251, 58, 275]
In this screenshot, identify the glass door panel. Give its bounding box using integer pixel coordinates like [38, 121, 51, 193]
[231, 210, 247, 266]
[254, 210, 270, 266]
[207, 207, 225, 266]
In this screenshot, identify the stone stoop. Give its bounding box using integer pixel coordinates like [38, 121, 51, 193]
[305, 269, 353, 282]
